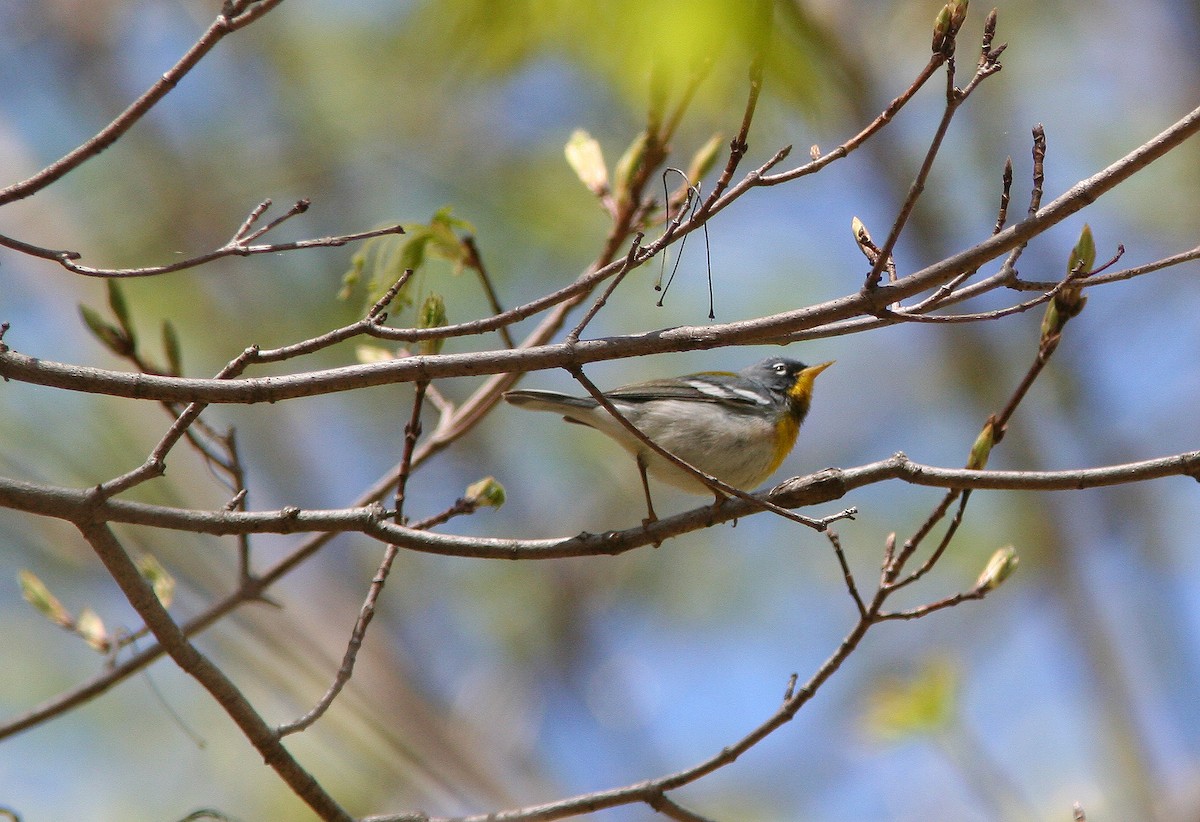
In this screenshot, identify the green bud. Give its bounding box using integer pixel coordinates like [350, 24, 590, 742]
[417, 294, 448, 356]
[975, 545, 1019, 592]
[465, 476, 506, 509]
[79, 304, 129, 355]
[1067, 223, 1096, 277]
[565, 129, 609, 197]
[161, 320, 182, 375]
[614, 131, 650, 203]
[1042, 224, 1096, 340]
[19, 570, 72, 628]
[76, 607, 111, 653]
[966, 419, 995, 470]
[686, 133, 724, 185]
[1039, 299, 1061, 341]
[948, 0, 968, 32]
[1058, 223, 1095, 316]
[932, 6, 952, 52]
[136, 554, 175, 608]
[106, 280, 133, 339]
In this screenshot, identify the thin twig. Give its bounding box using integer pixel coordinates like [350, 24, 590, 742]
[13, 94, 1195, 407]
[646, 794, 716, 822]
[76, 521, 353, 822]
[863, 27, 1005, 291]
[876, 588, 987, 620]
[275, 382, 428, 738]
[0, 0, 286, 206]
[0, 217, 405, 279]
[699, 0, 773, 212]
[565, 233, 645, 344]
[461, 236, 516, 349]
[827, 530, 867, 618]
[5, 446, 1200, 743]
[889, 490, 972, 591]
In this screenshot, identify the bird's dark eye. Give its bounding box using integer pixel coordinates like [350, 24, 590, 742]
[772, 362, 787, 374]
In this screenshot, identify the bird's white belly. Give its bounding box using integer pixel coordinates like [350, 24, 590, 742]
[583, 400, 783, 493]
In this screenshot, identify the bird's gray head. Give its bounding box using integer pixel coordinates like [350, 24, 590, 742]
[744, 357, 835, 417]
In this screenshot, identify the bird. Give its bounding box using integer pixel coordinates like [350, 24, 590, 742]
[503, 357, 833, 522]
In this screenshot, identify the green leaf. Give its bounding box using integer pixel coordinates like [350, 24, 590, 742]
[424, 206, 475, 271]
[361, 234, 421, 312]
[430, 204, 475, 235]
[395, 233, 431, 276]
[341, 210, 476, 315]
[425, 223, 467, 271]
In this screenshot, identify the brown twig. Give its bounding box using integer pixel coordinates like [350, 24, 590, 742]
[275, 382, 428, 738]
[565, 233, 645, 344]
[75, 520, 352, 822]
[826, 530, 867, 618]
[0, 208, 405, 279]
[461, 236, 516, 349]
[11, 96, 1197, 406]
[14, 449, 1196, 560]
[5, 446, 1200, 745]
[698, 0, 773, 212]
[646, 794, 716, 822]
[863, 18, 1006, 291]
[0, 0, 286, 207]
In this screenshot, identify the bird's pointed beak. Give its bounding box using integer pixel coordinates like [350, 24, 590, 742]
[803, 361, 835, 380]
[788, 360, 834, 402]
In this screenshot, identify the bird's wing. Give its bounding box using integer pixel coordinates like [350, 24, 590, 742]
[606, 371, 762, 406]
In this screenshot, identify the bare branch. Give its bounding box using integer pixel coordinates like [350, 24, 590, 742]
[0, 212, 405, 279]
[75, 520, 352, 822]
[3, 452, 1198, 565]
[7, 99, 1199, 404]
[0, 0, 286, 206]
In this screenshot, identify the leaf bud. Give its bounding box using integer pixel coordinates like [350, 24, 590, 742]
[465, 476, 506, 509]
[975, 545, 1019, 592]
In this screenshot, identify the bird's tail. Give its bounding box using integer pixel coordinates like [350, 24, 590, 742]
[502, 389, 599, 414]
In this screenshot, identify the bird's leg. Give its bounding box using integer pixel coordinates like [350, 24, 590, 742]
[636, 454, 659, 529]
[709, 492, 734, 527]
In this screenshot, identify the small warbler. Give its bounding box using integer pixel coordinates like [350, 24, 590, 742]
[503, 357, 833, 520]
